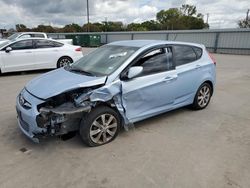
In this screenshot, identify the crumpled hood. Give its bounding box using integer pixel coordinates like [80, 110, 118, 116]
[25, 68, 106, 100]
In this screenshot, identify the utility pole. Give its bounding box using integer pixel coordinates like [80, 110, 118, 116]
[86, 0, 90, 32]
[206, 13, 209, 24]
[246, 9, 250, 21]
[105, 17, 108, 32]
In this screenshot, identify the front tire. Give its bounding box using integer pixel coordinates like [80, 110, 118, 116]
[79, 106, 121, 147]
[192, 83, 212, 110]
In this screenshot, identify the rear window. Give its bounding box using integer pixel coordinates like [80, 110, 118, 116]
[53, 41, 64, 47]
[173, 45, 197, 66]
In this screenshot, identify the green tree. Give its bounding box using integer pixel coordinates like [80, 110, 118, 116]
[156, 8, 181, 24]
[92, 22, 104, 31]
[180, 4, 197, 16]
[106, 21, 124, 31]
[32, 25, 55, 33]
[16, 24, 29, 32]
[127, 23, 147, 31]
[141, 20, 161, 30]
[63, 23, 82, 32]
[127, 21, 161, 31]
[82, 23, 103, 32]
[156, 8, 183, 30]
[238, 19, 250, 28]
[156, 5, 208, 30]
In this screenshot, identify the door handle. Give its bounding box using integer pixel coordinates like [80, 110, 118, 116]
[24, 51, 32, 53]
[195, 64, 201, 69]
[164, 75, 177, 82]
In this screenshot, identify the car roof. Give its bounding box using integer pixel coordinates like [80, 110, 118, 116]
[108, 40, 203, 48]
[12, 37, 58, 42]
[1, 38, 65, 47]
[18, 32, 45, 34]
[0, 38, 67, 50]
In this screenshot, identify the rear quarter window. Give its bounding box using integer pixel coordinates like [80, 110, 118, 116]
[193, 47, 203, 59]
[173, 45, 197, 66]
[53, 41, 64, 47]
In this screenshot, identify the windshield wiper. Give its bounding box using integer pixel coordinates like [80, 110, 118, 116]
[68, 67, 95, 76]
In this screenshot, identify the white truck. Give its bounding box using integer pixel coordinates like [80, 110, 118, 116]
[0, 32, 72, 45]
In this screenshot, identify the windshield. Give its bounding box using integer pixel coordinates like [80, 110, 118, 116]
[7, 33, 19, 40]
[0, 41, 10, 49]
[69, 45, 138, 76]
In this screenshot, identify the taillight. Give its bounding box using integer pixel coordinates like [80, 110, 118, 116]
[75, 47, 82, 52]
[208, 51, 216, 65]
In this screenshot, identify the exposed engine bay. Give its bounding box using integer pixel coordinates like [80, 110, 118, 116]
[33, 81, 130, 138]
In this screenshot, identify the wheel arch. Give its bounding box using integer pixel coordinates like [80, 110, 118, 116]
[57, 56, 73, 68]
[203, 80, 214, 96]
[91, 100, 125, 126]
[95, 101, 122, 115]
[191, 80, 214, 110]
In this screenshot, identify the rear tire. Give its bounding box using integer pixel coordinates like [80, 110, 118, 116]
[191, 82, 212, 110]
[57, 56, 73, 68]
[79, 106, 121, 147]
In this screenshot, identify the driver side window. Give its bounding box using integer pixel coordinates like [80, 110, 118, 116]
[9, 40, 33, 50]
[133, 47, 174, 77]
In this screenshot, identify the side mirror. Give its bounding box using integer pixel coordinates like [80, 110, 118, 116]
[5, 47, 12, 53]
[127, 66, 143, 79]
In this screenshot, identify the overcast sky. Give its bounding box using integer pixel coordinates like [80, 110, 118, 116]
[0, 0, 249, 29]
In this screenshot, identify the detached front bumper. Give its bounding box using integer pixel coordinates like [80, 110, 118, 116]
[16, 89, 47, 143]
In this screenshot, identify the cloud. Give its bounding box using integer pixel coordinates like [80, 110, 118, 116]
[0, 0, 249, 29]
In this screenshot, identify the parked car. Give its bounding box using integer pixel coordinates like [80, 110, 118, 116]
[0, 32, 47, 45]
[0, 38, 83, 73]
[16, 40, 216, 146]
[0, 32, 73, 45]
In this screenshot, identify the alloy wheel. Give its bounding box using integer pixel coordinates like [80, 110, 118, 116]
[197, 85, 211, 108]
[59, 58, 71, 67]
[89, 114, 118, 144]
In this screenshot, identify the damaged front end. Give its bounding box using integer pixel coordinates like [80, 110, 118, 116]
[17, 79, 133, 142]
[38, 103, 91, 135]
[36, 88, 94, 137]
[35, 80, 132, 138]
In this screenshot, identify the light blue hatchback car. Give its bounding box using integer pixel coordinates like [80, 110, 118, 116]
[16, 40, 216, 146]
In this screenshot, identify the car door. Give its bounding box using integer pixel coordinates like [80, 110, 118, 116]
[172, 45, 202, 106]
[1, 39, 35, 72]
[121, 46, 178, 122]
[33, 39, 60, 69]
